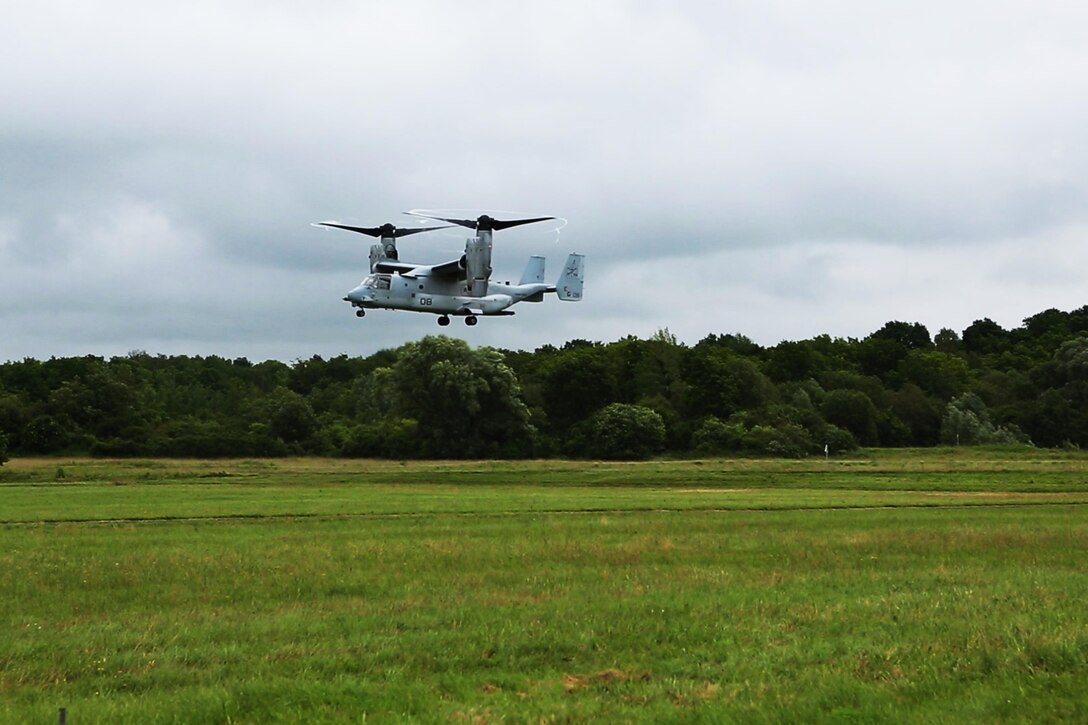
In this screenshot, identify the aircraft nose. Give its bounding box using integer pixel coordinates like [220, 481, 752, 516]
[345, 286, 369, 303]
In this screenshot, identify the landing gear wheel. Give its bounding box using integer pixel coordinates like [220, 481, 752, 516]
[355, 309, 366, 318]
[465, 316, 478, 326]
[437, 315, 450, 327]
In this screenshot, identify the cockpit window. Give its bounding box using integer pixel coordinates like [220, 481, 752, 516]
[361, 275, 391, 290]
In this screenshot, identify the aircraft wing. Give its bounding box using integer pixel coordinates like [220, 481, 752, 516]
[396, 257, 465, 279]
[371, 257, 464, 278]
[373, 260, 423, 274]
[428, 258, 464, 277]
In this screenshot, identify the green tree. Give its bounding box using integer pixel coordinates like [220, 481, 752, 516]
[940, 394, 989, 445]
[682, 348, 775, 419]
[1022, 308, 1070, 342]
[821, 389, 880, 446]
[22, 415, 69, 453]
[740, 422, 814, 458]
[692, 413, 844, 458]
[539, 344, 616, 430]
[934, 328, 962, 354]
[353, 367, 399, 420]
[962, 318, 1007, 355]
[0, 390, 29, 451]
[940, 393, 1030, 446]
[1018, 336, 1088, 446]
[765, 340, 826, 382]
[393, 336, 533, 458]
[341, 418, 419, 459]
[693, 333, 762, 357]
[816, 423, 859, 454]
[891, 384, 942, 445]
[1025, 385, 1088, 447]
[268, 389, 318, 445]
[870, 321, 932, 350]
[899, 350, 969, 399]
[0, 430, 8, 465]
[855, 322, 932, 382]
[585, 403, 666, 460]
[47, 364, 139, 441]
[1054, 335, 1088, 379]
[691, 416, 745, 455]
[153, 417, 254, 457]
[610, 332, 687, 410]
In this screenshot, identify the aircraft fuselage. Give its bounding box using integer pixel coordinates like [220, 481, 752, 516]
[344, 273, 548, 316]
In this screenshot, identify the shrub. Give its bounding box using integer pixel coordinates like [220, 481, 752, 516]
[814, 423, 859, 454]
[691, 416, 745, 455]
[742, 423, 813, 458]
[22, 415, 68, 453]
[342, 419, 420, 459]
[586, 403, 666, 460]
[941, 393, 1031, 446]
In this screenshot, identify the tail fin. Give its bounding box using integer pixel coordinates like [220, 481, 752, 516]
[519, 255, 546, 285]
[555, 253, 584, 301]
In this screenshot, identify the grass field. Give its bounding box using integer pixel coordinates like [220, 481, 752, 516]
[2, 449, 1086, 722]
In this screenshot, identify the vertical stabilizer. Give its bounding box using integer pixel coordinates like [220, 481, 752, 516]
[555, 253, 584, 301]
[519, 255, 546, 285]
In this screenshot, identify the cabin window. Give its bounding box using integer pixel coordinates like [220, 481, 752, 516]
[361, 275, 391, 290]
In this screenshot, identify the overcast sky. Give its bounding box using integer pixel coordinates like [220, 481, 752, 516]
[3, 1, 1087, 362]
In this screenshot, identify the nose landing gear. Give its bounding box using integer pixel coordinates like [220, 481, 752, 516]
[355, 309, 366, 318]
[437, 315, 450, 326]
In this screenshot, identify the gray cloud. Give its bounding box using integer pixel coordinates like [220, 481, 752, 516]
[2, 1, 1087, 361]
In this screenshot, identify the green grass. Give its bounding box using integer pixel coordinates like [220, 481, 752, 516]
[2, 450, 1087, 722]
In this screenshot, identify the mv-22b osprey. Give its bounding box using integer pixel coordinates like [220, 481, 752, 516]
[315, 213, 584, 326]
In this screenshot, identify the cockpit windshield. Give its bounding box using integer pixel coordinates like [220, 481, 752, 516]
[360, 274, 391, 290]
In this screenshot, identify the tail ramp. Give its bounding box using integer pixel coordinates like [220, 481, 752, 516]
[556, 253, 584, 301]
[519, 255, 546, 285]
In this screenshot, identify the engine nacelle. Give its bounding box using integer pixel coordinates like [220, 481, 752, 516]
[368, 243, 384, 273]
[464, 237, 492, 297]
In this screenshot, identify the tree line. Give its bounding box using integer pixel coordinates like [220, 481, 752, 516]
[3, 305, 1088, 462]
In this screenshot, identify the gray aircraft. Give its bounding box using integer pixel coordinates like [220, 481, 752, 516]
[315, 213, 584, 326]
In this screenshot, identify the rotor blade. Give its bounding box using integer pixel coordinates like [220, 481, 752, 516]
[315, 222, 385, 237]
[394, 225, 452, 237]
[489, 216, 555, 231]
[413, 215, 479, 230]
[314, 222, 450, 238]
[408, 213, 555, 232]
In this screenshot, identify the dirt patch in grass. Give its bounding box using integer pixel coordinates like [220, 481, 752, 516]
[666, 488, 756, 494]
[563, 668, 650, 692]
[920, 491, 1081, 498]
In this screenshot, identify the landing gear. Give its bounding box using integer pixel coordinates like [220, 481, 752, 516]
[465, 315, 478, 326]
[355, 309, 366, 318]
[437, 315, 450, 327]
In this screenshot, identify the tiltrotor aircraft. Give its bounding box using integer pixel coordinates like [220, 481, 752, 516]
[315, 212, 584, 326]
